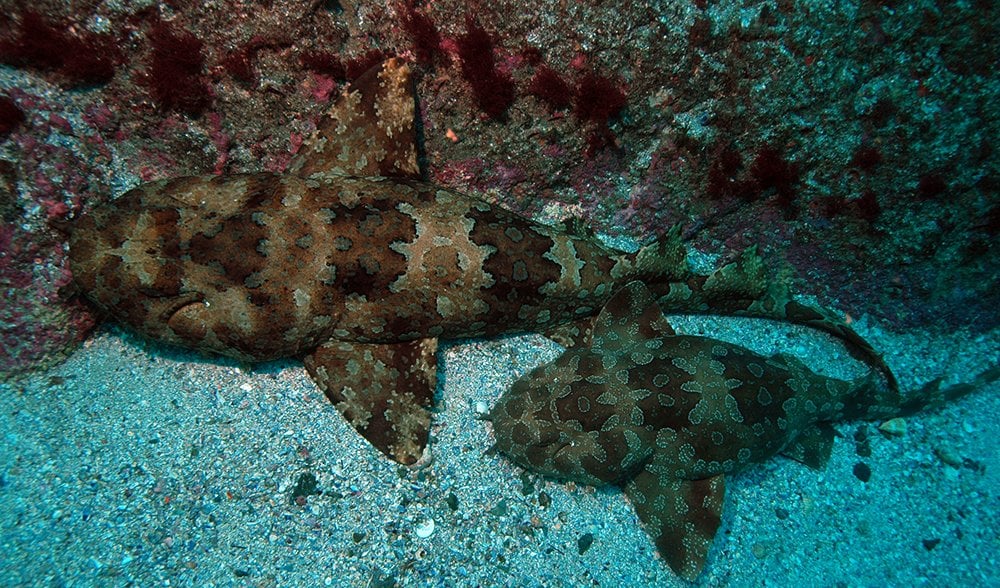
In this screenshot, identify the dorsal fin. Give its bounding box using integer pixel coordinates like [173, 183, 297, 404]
[288, 58, 421, 179]
[701, 245, 767, 300]
[554, 215, 595, 239]
[591, 281, 675, 356]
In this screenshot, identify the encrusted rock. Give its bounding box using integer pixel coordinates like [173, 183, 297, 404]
[878, 417, 907, 437]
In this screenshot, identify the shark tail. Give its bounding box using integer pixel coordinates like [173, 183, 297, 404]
[757, 293, 900, 395]
[893, 365, 1000, 418]
[639, 243, 899, 393]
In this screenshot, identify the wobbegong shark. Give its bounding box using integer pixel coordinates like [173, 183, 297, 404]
[489, 280, 998, 580]
[68, 58, 890, 464]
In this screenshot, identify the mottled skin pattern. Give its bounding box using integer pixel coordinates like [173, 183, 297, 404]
[71, 172, 634, 358]
[69, 59, 682, 463]
[490, 281, 997, 580]
[69, 58, 892, 465]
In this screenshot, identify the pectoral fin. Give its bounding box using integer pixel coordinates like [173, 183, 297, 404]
[623, 467, 725, 581]
[304, 338, 438, 465]
[780, 422, 836, 469]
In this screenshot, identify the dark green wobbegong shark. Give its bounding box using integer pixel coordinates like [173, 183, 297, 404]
[490, 281, 997, 580]
[70, 58, 891, 465]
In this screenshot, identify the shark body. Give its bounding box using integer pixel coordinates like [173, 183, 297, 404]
[489, 280, 997, 580]
[69, 58, 892, 465]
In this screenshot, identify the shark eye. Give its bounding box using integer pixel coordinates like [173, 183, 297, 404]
[159, 292, 205, 322]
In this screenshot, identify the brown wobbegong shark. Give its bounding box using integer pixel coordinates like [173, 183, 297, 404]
[69, 58, 892, 464]
[488, 281, 998, 580]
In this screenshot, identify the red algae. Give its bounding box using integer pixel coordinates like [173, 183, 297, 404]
[850, 145, 883, 171]
[573, 71, 626, 127]
[300, 51, 347, 79]
[748, 143, 799, 214]
[0, 10, 120, 88]
[144, 21, 212, 116]
[0, 95, 25, 137]
[528, 66, 572, 110]
[455, 16, 515, 119]
[399, 2, 442, 65]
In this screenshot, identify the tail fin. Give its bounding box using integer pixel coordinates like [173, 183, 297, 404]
[750, 291, 899, 395]
[895, 366, 999, 417]
[643, 244, 899, 395]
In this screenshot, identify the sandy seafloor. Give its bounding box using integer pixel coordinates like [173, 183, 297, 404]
[0, 301, 997, 587]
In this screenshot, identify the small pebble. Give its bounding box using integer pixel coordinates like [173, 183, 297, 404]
[577, 532, 594, 555]
[775, 507, 789, 520]
[414, 518, 435, 538]
[853, 462, 872, 483]
[922, 537, 941, 551]
[878, 418, 907, 436]
[936, 446, 963, 468]
[519, 471, 534, 495]
[751, 542, 772, 559]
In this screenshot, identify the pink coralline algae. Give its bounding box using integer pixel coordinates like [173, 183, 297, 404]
[0, 221, 96, 377]
[0, 87, 111, 378]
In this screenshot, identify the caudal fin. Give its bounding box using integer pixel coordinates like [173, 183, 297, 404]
[643, 243, 900, 394]
[896, 365, 999, 417]
[620, 235, 898, 394]
[752, 293, 899, 394]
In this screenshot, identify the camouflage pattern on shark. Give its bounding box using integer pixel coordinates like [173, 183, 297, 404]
[489, 280, 997, 580]
[69, 58, 893, 465]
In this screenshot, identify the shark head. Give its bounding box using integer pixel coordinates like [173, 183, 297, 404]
[68, 173, 340, 361]
[489, 346, 658, 487]
[67, 58, 425, 365]
[68, 181, 202, 345]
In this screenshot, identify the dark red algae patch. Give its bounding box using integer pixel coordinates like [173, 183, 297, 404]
[747, 143, 800, 214]
[300, 50, 347, 80]
[528, 66, 573, 110]
[0, 10, 120, 88]
[573, 71, 627, 127]
[850, 146, 882, 171]
[917, 173, 946, 199]
[706, 142, 744, 199]
[143, 21, 212, 116]
[399, 1, 443, 65]
[455, 16, 515, 120]
[0, 96, 25, 137]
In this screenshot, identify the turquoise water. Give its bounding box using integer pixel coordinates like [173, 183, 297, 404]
[1, 1, 998, 585]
